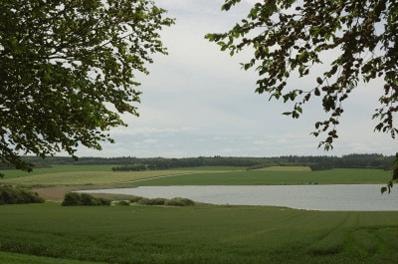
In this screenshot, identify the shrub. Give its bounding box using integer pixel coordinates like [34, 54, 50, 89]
[309, 164, 334, 171]
[80, 193, 95, 205]
[115, 200, 130, 206]
[165, 197, 195, 206]
[0, 185, 44, 205]
[112, 164, 147, 171]
[129, 195, 143, 203]
[138, 197, 167, 205]
[61, 192, 81, 206]
[96, 198, 111, 206]
[62, 192, 110, 206]
[136, 197, 195, 206]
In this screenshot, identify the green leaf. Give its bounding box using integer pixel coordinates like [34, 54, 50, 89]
[381, 186, 388, 194]
[0, 0, 174, 170]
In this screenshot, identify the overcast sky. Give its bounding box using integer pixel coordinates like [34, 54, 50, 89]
[77, 0, 396, 158]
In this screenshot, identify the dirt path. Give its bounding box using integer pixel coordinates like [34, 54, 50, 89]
[32, 186, 79, 201]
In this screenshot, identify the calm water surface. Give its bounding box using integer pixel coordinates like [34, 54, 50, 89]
[81, 185, 398, 211]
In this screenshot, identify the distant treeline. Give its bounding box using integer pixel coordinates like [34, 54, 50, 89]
[3, 154, 395, 171]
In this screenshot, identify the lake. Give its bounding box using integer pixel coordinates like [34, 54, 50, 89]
[80, 184, 398, 211]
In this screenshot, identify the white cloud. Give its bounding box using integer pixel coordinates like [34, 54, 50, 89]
[74, 0, 397, 158]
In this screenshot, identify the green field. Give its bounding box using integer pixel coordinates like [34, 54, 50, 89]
[0, 203, 397, 264]
[0, 165, 245, 187]
[0, 165, 392, 187]
[0, 165, 116, 179]
[0, 251, 100, 264]
[0, 165, 396, 263]
[136, 168, 391, 186]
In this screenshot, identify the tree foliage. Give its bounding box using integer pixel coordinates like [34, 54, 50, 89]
[381, 153, 398, 194]
[206, 0, 398, 150]
[0, 184, 44, 204]
[62, 192, 110, 206]
[0, 0, 173, 170]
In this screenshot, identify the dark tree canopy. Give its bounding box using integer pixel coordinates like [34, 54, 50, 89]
[0, 0, 173, 170]
[206, 0, 398, 150]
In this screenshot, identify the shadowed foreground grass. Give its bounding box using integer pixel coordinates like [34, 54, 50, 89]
[0, 203, 397, 264]
[0, 251, 101, 264]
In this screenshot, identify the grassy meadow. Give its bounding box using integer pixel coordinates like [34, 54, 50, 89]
[0, 164, 396, 263]
[136, 168, 391, 186]
[0, 165, 245, 187]
[0, 165, 391, 187]
[0, 165, 116, 179]
[0, 203, 397, 264]
[0, 251, 100, 264]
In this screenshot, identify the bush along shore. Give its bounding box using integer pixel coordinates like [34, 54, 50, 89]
[62, 192, 196, 207]
[61, 193, 111, 206]
[137, 197, 195, 206]
[0, 184, 44, 205]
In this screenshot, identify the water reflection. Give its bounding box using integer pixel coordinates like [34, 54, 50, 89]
[80, 184, 398, 211]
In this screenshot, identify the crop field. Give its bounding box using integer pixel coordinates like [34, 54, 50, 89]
[254, 165, 312, 171]
[0, 165, 391, 188]
[0, 165, 396, 263]
[0, 168, 213, 187]
[136, 168, 391, 186]
[0, 251, 100, 264]
[0, 165, 116, 179]
[0, 165, 245, 187]
[0, 203, 397, 264]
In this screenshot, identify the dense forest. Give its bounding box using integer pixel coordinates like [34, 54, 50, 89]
[0, 154, 394, 171]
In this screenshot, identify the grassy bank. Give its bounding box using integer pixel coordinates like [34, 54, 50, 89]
[0, 203, 397, 264]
